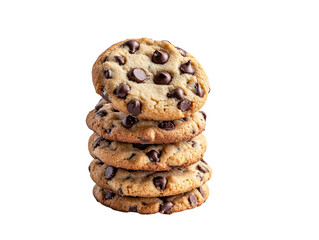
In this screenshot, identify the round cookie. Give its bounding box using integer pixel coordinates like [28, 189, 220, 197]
[86, 99, 206, 144]
[93, 184, 209, 214]
[89, 132, 207, 171]
[92, 38, 209, 120]
[89, 159, 212, 197]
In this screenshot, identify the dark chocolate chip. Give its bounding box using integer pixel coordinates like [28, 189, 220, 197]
[175, 46, 187, 57]
[115, 83, 130, 98]
[194, 83, 204, 97]
[154, 71, 172, 85]
[198, 186, 205, 197]
[167, 88, 184, 100]
[200, 111, 206, 120]
[112, 108, 119, 112]
[160, 201, 173, 214]
[196, 172, 203, 181]
[96, 109, 107, 117]
[127, 100, 141, 116]
[105, 125, 114, 134]
[152, 50, 169, 64]
[180, 60, 195, 74]
[101, 89, 112, 103]
[153, 176, 167, 190]
[158, 121, 175, 131]
[105, 166, 117, 180]
[197, 164, 209, 173]
[103, 189, 115, 200]
[146, 150, 160, 162]
[95, 104, 104, 111]
[128, 205, 138, 212]
[128, 153, 136, 160]
[102, 56, 109, 63]
[192, 129, 196, 134]
[181, 117, 188, 122]
[132, 143, 149, 150]
[88, 165, 91, 172]
[201, 159, 208, 164]
[128, 68, 146, 83]
[93, 137, 105, 148]
[122, 40, 140, 54]
[188, 193, 198, 207]
[191, 141, 197, 147]
[118, 188, 124, 196]
[138, 137, 151, 142]
[104, 67, 112, 79]
[178, 99, 191, 112]
[122, 115, 138, 129]
[114, 55, 126, 65]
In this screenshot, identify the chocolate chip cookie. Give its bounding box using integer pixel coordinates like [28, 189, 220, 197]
[93, 183, 209, 214]
[92, 38, 209, 120]
[86, 99, 206, 144]
[89, 132, 206, 171]
[89, 159, 211, 197]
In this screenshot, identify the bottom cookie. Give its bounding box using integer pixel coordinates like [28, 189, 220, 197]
[93, 184, 209, 214]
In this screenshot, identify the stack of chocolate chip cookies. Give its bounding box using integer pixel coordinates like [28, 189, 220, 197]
[86, 38, 211, 214]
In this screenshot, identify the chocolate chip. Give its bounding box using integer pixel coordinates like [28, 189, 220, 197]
[127, 100, 141, 116]
[115, 83, 130, 98]
[128, 153, 136, 160]
[138, 137, 151, 142]
[128, 68, 146, 83]
[95, 104, 104, 111]
[96, 158, 104, 165]
[192, 129, 196, 134]
[200, 111, 206, 120]
[196, 172, 203, 181]
[154, 71, 172, 85]
[132, 143, 148, 150]
[160, 201, 173, 214]
[122, 115, 138, 129]
[198, 186, 205, 197]
[197, 164, 209, 173]
[194, 83, 204, 97]
[105, 166, 117, 180]
[101, 89, 111, 103]
[146, 150, 160, 162]
[188, 193, 198, 207]
[153, 176, 167, 190]
[118, 188, 124, 196]
[128, 205, 138, 212]
[180, 60, 195, 74]
[152, 50, 169, 64]
[181, 117, 188, 122]
[104, 67, 112, 78]
[93, 137, 105, 148]
[114, 55, 126, 65]
[103, 189, 115, 200]
[96, 110, 107, 117]
[191, 141, 196, 147]
[88, 165, 91, 172]
[167, 88, 184, 100]
[178, 99, 191, 112]
[112, 108, 119, 112]
[201, 159, 208, 164]
[122, 40, 140, 54]
[175, 46, 187, 57]
[105, 125, 114, 134]
[158, 121, 175, 131]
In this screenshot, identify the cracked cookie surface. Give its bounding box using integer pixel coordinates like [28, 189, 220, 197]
[86, 99, 206, 144]
[89, 132, 207, 171]
[89, 159, 212, 197]
[92, 38, 209, 120]
[93, 183, 209, 214]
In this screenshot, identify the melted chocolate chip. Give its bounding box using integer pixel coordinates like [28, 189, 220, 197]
[194, 83, 204, 97]
[122, 115, 138, 129]
[167, 88, 184, 100]
[146, 150, 160, 162]
[197, 164, 209, 173]
[128, 68, 146, 83]
[138, 137, 151, 142]
[95, 104, 104, 111]
[158, 121, 175, 131]
[200, 111, 207, 120]
[160, 201, 173, 214]
[132, 143, 148, 150]
[114, 55, 126, 65]
[96, 109, 107, 117]
[93, 137, 105, 148]
[198, 186, 205, 197]
[153, 176, 167, 190]
[180, 60, 195, 74]
[115, 83, 130, 98]
[178, 99, 191, 112]
[104, 67, 112, 78]
[103, 189, 115, 200]
[118, 188, 124, 196]
[152, 50, 169, 64]
[175, 46, 187, 57]
[188, 193, 198, 207]
[154, 71, 172, 85]
[105, 166, 117, 180]
[127, 100, 141, 116]
[128, 205, 138, 212]
[122, 40, 140, 54]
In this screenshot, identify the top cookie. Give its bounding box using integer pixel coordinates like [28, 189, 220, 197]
[92, 38, 209, 120]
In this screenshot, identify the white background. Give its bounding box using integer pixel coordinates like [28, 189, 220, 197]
[0, 0, 318, 239]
